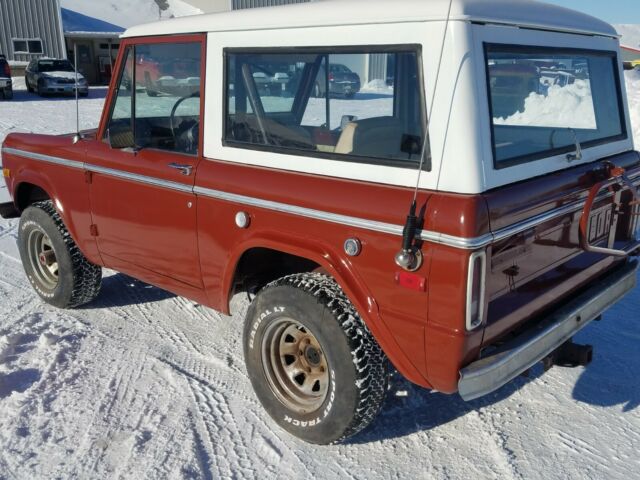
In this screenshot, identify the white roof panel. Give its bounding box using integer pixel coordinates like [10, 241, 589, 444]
[123, 0, 618, 39]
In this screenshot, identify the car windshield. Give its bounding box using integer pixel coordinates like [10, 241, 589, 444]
[486, 45, 626, 167]
[39, 60, 74, 73]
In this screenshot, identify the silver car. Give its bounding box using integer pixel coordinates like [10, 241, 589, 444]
[25, 58, 89, 97]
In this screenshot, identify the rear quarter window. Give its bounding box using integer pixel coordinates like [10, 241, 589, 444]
[224, 46, 428, 170]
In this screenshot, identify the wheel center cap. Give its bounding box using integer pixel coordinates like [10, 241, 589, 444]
[304, 345, 322, 366]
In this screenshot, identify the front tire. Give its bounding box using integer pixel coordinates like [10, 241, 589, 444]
[243, 272, 388, 444]
[26, 77, 33, 93]
[18, 201, 102, 308]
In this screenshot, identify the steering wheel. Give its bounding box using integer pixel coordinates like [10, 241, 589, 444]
[170, 91, 200, 147]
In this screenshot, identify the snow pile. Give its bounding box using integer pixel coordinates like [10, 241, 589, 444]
[616, 24, 640, 49]
[360, 79, 394, 95]
[626, 69, 640, 148]
[61, 0, 202, 29]
[494, 79, 596, 129]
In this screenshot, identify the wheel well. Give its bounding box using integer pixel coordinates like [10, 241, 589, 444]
[15, 183, 51, 211]
[232, 247, 321, 297]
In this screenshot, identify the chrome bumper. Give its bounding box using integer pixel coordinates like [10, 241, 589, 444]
[458, 260, 638, 401]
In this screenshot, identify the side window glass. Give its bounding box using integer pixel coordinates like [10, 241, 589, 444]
[134, 42, 201, 155]
[105, 42, 201, 155]
[225, 48, 427, 168]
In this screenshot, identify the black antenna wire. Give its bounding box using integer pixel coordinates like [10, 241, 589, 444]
[395, 0, 454, 270]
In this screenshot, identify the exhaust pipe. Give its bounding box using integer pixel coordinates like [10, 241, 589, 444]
[543, 341, 593, 370]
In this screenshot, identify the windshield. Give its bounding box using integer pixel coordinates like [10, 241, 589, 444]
[39, 60, 74, 73]
[486, 45, 626, 167]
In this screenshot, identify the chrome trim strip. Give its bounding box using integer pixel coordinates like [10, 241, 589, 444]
[4, 147, 640, 251]
[2, 147, 84, 170]
[86, 164, 193, 194]
[194, 186, 405, 237]
[458, 261, 638, 401]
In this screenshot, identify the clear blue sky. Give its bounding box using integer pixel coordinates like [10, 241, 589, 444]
[544, 0, 639, 24]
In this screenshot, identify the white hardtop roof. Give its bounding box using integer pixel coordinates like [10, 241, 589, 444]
[123, 0, 618, 39]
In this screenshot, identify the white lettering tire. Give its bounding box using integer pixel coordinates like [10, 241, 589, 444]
[243, 272, 388, 444]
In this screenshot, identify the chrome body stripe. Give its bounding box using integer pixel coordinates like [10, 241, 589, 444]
[2, 147, 84, 170]
[86, 164, 193, 194]
[4, 146, 640, 251]
[193, 186, 405, 237]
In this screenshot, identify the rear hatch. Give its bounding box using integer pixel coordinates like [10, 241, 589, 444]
[480, 41, 639, 346]
[482, 152, 640, 346]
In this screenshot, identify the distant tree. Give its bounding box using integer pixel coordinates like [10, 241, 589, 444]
[154, 0, 170, 19]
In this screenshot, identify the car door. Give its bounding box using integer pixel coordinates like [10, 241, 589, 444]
[84, 35, 205, 288]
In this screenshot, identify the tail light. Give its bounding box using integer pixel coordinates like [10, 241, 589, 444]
[466, 251, 487, 331]
[2, 62, 10, 77]
[328, 73, 334, 81]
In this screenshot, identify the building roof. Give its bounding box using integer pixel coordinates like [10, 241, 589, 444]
[123, 0, 618, 39]
[62, 8, 124, 37]
[621, 45, 640, 54]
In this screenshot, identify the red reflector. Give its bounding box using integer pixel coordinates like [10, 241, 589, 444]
[395, 272, 426, 292]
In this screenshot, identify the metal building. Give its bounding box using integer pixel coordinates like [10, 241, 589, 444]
[183, 0, 387, 84]
[0, 0, 66, 62]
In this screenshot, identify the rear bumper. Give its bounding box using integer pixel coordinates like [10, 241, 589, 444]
[458, 260, 638, 401]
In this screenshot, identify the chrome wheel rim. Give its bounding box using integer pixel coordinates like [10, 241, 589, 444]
[261, 317, 329, 414]
[27, 228, 59, 290]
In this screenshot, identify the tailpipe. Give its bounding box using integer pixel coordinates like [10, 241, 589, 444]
[543, 341, 593, 370]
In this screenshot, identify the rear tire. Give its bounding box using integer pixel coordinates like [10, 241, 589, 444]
[26, 77, 33, 93]
[18, 201, 102, 308]
[3, 87, 12, 100]
[243, 272, 388, 444]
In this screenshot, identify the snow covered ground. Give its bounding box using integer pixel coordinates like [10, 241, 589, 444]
[0, 74, 639, 480]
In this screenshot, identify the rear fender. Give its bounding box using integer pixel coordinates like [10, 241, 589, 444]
[222, 230, 431, 388]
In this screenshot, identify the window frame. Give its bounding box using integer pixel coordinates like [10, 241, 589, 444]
[12, 38, 43, 55]
[483, 42, 628, 170]
[98, 34, 207, 158]
[222, 44, 430, 171]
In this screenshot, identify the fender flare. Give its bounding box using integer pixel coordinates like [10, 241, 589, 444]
[221, 230, 430, 387]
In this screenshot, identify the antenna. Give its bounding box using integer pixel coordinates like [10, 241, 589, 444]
[394, 0, 454, 271]
[73, 43, 80, 143]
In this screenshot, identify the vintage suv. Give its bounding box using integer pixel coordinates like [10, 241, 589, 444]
[1, 0, 639, 444]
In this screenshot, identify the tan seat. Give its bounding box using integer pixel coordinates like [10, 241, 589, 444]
[334, 117, 406, 158]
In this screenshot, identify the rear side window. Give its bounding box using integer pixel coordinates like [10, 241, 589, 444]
[485, 44, 626, 167]
[225, 46, 428, 169]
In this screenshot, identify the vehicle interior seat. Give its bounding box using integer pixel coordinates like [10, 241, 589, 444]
[334, 116, 408, 159]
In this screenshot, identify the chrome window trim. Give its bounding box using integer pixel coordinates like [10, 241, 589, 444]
[3, 147, 639, 251]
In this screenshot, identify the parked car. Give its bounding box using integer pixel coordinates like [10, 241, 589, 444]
[0, 54, 13, 100]
[313, 63, 361, 98]
[25, 58, 88, 97]
[1, 0, 639, 446]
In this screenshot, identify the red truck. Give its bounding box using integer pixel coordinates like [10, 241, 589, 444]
[1, 0, 639, 444]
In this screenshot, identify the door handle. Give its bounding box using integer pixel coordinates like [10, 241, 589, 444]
[168, 163, 193, 176]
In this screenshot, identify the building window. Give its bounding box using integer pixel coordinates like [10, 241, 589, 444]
[13, 38, 43, 55]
